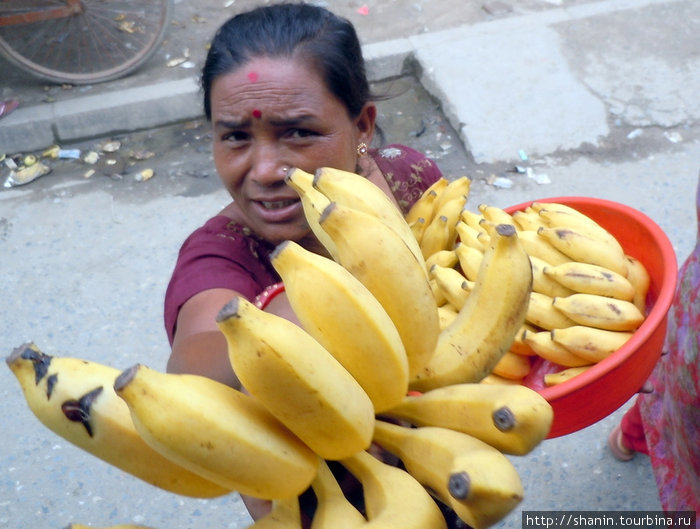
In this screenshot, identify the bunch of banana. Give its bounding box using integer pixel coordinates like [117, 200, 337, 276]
[216, 295, 375, 461]
[5, 342, 232, 498]
[505, 201, 649, 385]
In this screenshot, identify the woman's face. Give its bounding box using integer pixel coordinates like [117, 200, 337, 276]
[209, 55, 375, 245]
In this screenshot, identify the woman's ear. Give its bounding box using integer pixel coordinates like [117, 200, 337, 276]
[355, 102, 377, 146]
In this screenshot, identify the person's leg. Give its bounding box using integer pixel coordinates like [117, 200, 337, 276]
[609, 397, 649, 460]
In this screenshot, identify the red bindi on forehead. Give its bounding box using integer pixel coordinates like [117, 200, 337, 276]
[252, 109, 262, 119]
[247, 71, 259, 82]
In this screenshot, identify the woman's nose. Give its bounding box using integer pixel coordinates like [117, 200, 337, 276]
[249, 153, 287, 187]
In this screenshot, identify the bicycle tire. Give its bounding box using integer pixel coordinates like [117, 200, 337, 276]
[0, 0, 174, 85]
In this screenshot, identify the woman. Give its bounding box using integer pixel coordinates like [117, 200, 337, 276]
[163, 3, 446, 525]
[608, 173, 700, 518]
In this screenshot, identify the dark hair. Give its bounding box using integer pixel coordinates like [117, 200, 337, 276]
[201, 2, 372, 121]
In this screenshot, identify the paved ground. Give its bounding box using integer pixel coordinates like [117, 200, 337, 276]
[1, 0, 699, 528]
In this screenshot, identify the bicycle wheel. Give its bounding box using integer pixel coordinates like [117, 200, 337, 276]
[0, 0, 173, 84]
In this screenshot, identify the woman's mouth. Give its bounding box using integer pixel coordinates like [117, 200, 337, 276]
[261, 199, 298, 210]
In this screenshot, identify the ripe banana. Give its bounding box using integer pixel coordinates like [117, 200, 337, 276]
[624, 254, 651, 313]
[537, 226, 628, 277]
[430, 263, 471, 310]
[437, 304, 459, 330]
[270, 240, 409, 413]
[543, 261, 635, 301]
[478, 203, 515, 227]
[521, 330, 591, 367]
[113, 363, 318, 499]
[372, 421, 523, 529]
[420, 214, 452, 259]
[310, 460, 367, 529]
[339, 449, 447, 529]
[406, 187, 441, 226]
[526, 291, 577, 330]
[509, 323, 537, 356]
[216, 296, 375, 460]
[6, 343, 231, 498]
[455, 242, 484, 281]
[433, 176, 471, 214]
[410, 223, 532, 390]
[492, 351, 532, 380]
[536, 203, 625, 257]
[512, 209, 547, 232]
[460, 208, 487, 233]
[550, 326, 633, 363]
[313, 166, 426, 271]
[552, 293, 645, 331]
[543, 365, 593, 386]
[455, 220, 486, 251]
[517, 230, 571, 266]
[285, 168, 337, 259]
[383, 382, 553, 455]
[435, 196, 468, 242]
[318, 201, 441, 378]
[409, 216, 428, 244]
[530, 255, 575, 298]
[425, 248, 459, 270]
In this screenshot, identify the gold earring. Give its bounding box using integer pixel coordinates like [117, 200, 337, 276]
[357, 142, 368, 157]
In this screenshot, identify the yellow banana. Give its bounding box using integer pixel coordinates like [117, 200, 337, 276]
[543, 365, 593, 386]
[536, 204, 625, 257]
[420, 214, 453, 259]
[430, 263, 471, 310]
[340, 449, 447, 529]
[536, 226, 628, 277]
[433, 176, 471, 214]
[625, 254, 651, 314]
[285, 168, 337, 259]
[384, 382, 553, 455]
[310, 461, 367, 529]
[216, 296, 375, 460]
[113, 363, 318, 499]
[550, 325, 633, 363]
[480, 374, 522, 385]
[318, 202, 441, 378]
[517, 230, 571, 266]
[509, 323, 537, 356]
[313, 166, 426, 271]
[405, 179, 447, 226]
[435, 196, 468, 243]
[425, 249, 459, 270]
[512, 209, 547, 232]
[410, 223, 532, 390]
[460, 208, 487, 233]
[6, 343, 231, 499]
[437, 304, 459, 330]
[455, 242, 484, 281]
[526, 291, 577, 330]
[543, 261, 635, 300]
[409, 217, 428, 245]
[522, 330, 591, 367]
[530, 255, 575, 297]
[552, 293, 645, 331]
[372, 421, 523, 529]
[455, 220, 486, 251]
[429, 277, 448, 307]
[492, 351, 532, 380]
[478, 203, 516, 227]
[270, 240, 408, 413]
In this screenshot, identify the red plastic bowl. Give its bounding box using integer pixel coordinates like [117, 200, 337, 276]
[504, 197, 678, 438]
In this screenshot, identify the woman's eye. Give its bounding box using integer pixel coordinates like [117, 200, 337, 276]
[223, 131, 248, 143]
[288, 128, 315, 139]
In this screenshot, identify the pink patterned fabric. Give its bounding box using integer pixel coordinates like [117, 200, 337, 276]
[636, 176, 700, 517]
[164, 144, 443, 344]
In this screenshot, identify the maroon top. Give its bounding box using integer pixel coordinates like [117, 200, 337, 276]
[163, 144, 443, 344]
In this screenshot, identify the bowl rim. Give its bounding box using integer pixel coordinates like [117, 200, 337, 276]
[504, 195, 678, 401]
